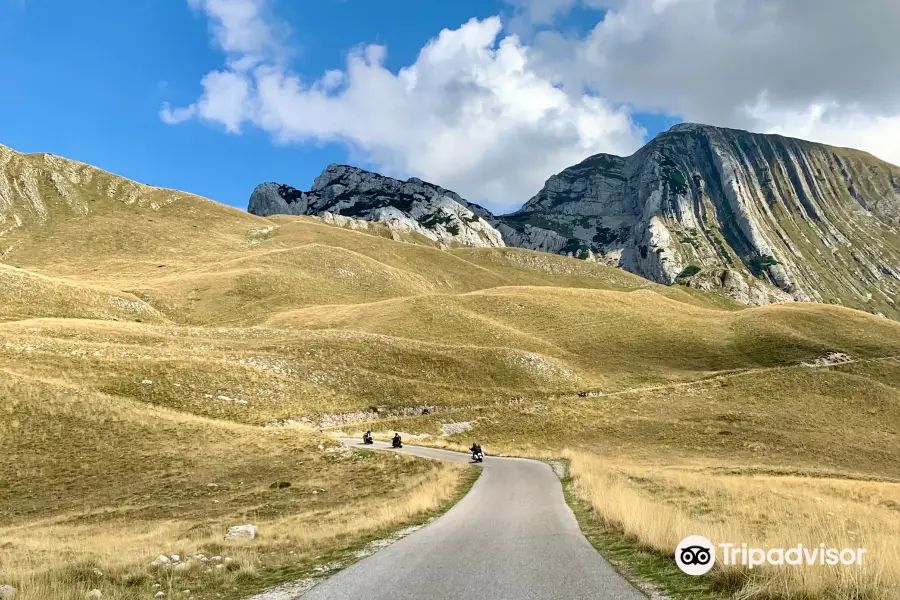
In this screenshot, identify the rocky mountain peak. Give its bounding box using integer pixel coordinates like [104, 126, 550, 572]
[665, 122, 717, 134]
[499, 124, 900, 315]
[248, 166, 505, 249]
[248, 124, 900, 318]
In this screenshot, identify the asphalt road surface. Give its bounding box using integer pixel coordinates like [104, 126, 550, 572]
[296, 439, 646, 600]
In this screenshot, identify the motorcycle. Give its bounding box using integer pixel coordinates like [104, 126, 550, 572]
[392, 438, 403, 449]
[362, 433, 374, 445]
[472, 451, 484, 463]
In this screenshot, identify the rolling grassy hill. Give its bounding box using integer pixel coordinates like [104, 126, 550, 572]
[2, 141, 900, 599]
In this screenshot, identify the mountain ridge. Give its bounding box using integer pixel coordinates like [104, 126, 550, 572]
[249, 164, 503, 249]
[249, 123, 900, 318]
[4, 133, 900, 600]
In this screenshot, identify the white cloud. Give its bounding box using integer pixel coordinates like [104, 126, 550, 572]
[531, 0, 900, 165]
[165, 0, 900, 213]
[161, 1, 645, 211]
[160, 70, 251, 133]
[746, 98, 900, 167]
[186, 0, 285, 68]
[555, 0, 900, 116]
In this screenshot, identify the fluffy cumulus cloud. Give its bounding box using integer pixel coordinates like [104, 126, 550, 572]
[164, 0, 900, 211]
[161, 0, 644, 211]
[745, 100, 900, 165]
[529, 0, 900, 164]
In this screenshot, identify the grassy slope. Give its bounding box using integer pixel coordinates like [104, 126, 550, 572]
[0, 375, 469, 600]
[2, 142, 900, 599]
[0, 265, 167, 323]
[0, 147, 475, 599]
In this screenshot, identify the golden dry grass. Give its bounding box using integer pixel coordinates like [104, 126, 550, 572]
[0, 265, 166, 324]
[0, 374, 468, 600]
[3, 142, 900, 599]
[566, 452, 900, 600]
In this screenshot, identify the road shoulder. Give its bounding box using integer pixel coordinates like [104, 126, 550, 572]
[549, 459, 729, 600]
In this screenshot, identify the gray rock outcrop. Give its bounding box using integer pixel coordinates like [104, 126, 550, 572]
[248, 166, 505, 249]
[248, 124, 900, 317]
[500, 123, 900, 314]
[225, 524, 257, 540]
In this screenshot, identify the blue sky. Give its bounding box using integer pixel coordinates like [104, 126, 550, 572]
[7, 0, 892, 214]
[0, 0, 678, 213]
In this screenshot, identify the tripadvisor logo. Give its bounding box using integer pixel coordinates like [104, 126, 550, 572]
[675, 536, 868, 576]
[676, 535, 716, 575]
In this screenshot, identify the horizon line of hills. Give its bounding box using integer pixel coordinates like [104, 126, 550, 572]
[248, 122, 900, 319]
[2, 121, 898, 320]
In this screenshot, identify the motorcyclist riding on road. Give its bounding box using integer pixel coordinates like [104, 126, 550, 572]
[392, 433, 403, 448]
[470, 442, 483, 461]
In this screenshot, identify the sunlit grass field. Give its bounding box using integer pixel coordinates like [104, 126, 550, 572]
[2, 142, 899, 599]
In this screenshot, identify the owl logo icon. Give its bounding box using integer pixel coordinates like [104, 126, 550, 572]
[675, 535, 716, 575]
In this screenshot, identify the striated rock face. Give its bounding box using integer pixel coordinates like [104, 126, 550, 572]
[248, 125, 900, 317]
[501, 123, 900, 314]
[0, 144, 181, 237]
[248, 165, 505, 249]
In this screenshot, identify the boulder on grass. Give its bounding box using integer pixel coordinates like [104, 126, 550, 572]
[225, 524, 257, 540]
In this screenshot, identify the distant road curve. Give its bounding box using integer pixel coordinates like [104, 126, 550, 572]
[295, 439, 646, 600]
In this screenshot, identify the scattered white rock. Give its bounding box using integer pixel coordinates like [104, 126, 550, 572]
[242, 578, 318, 600]
[207, 483, 218, 489]
[170, 555, 180, 562]
[150, 555, 170, 567]
[504, 350, 576, 381]
[352, 523, 427, 560]
[85, 590, 102, 599]
[440, 421, 473, 436]
[142, 380, 153, 385]
[312, 562, 343, 574]
[325, 445, 354, 459]
[155, 592, 165, 598]
[210, 556, 222, 562]
[0, 585, 15, 599]
[173, 562, 190, 572]
[803, 352, 853, 367]
[225, 524, 257, 540]
[92, 569, 103, 577]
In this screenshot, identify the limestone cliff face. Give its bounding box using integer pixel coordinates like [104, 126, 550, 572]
[247, 125, 900, 317]
[248, 165, 505, 249]
[502, 124, 900, 314]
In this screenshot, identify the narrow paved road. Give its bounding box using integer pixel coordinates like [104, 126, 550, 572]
[297, 439, 646, 600]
